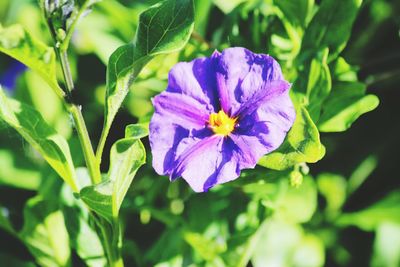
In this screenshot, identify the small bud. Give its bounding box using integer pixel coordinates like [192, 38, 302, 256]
[56, 28, 66, 41]
[290, 170, 303, 188]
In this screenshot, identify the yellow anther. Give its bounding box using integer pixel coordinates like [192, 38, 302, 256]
[208, 110, 237, 136]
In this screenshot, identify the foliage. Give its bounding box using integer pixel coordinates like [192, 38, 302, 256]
[0, 0, 398, 266]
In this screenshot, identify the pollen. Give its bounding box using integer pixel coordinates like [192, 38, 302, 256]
[208, 110, 237, 136]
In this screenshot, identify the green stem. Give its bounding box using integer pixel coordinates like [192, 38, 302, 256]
[69, 104, 102, 184]
[97, 218, 124, 267]
[96, 123, 109, 163]
[56, 49, 102, 185]
[60, 0, 93, 52]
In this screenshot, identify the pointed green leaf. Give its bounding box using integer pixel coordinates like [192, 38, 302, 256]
[0, 87, 78, 192]
[337, 190, 400, 231]
[258, 106, 325, 170]
[20, 196, 71, 267]
[101, 0, 194, 156]
[305, 48, 332, 121]
[0, 24, 64, 98]
[301, 0, 363, 60]
[61, 171, 107, 267]
[274, 0, 314, 28]
[318, 82, 379, 132]
[81, 129, 146, 221]
[125, 123, 149, 139]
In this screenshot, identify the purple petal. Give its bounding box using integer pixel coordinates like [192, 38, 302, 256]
[150, 92, 212, 175]
[230, 90, 296, 164]
[177, 137, 242, 192]
[167, 55, 219, 111]
[215, 47, 284, 115]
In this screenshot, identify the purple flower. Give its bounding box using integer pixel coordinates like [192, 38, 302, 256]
[0, 59, 27, 92]
[149, 47, 295, 192]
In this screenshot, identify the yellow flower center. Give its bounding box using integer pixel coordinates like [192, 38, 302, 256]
[208, 110, 237, 136]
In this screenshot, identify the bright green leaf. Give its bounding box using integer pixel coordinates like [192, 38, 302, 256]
[101, 0, 194, 157]
[337, 190, 400, 231]
[61, 173, 106, 267]
[0, 24, 64, 98]
[372, 222, 400, 267]
[81, 136, 146, 221]
[125, 123, 149, 139]
[0, 87, 78, 192]
[318, 82, 379, 132]
[277, 176, 318, 223]
[301, 0, 363, 60]
[258, 106, 325, 170]
[20, 196, 71, 267]
[317, 173, 347, 215]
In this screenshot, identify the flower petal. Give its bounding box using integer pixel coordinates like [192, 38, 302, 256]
[230, 90, 296, 165]
[167, 55, 219, 110]
[215, 47, 284, 115]
[150, 92, 212, 175]
[176, 136, 242, 192]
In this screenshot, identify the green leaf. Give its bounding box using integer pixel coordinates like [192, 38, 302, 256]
[100, 0, 194, 157]
[0, 149, 41, 190]
[0, 253, 36, 267]
[184, 232, 227, 261]
[20, 196, 71, 267]
[274, 0, 314, 28]
[318, 82, 379, 132]
[0, 87, 78, 192]
[61, 171, 106, 267]
[0, 24, 64, 98]
[277, 176, 318, 223]
[0, 205, 14, 235]
[337, 190, 400, 231]
[372, 222, 400, 267]
[317, 173, 347, 215]
[251, 219, 303, 267]
[304, 48, 332, 122]
[81, 137, 146, 221]
[125, 123, 149, 139]
[301, 0, 363, 60]
[258, 106, 325, 170]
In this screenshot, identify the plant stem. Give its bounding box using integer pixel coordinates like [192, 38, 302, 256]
[57, 48, 102, 185]
[97, 217, 124, 267]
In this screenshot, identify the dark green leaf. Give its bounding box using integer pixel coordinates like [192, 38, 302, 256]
[301, 0, 363, 60]
[274, 0, 314, 28]
[0, 87, 78, 192]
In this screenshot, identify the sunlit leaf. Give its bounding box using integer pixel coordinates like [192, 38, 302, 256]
[337, 190, 400, 231]
[0, 87, 78, 192]
[0, 24, 64, 98]
[20, 196, 71, 267]
[258, 106, 325, 170]
[318, 82, 379, 132]
[100, 0, 194, 157]
[372, 222, 400, 267]
[81, 127, 146, 221]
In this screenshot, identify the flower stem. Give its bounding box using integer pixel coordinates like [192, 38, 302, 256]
[97, 217, 124, 267]
[57, 48, 102, 185]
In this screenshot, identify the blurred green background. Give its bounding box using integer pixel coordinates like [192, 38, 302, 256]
[0, 0, 399, 266]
